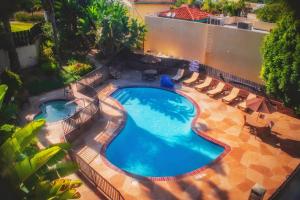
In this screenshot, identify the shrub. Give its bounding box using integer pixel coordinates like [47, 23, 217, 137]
[255, 3, 284, 23]
[0, 70, 23, 101]
[261, 15, 300, 114]
[64, 61, 94, 76]
[14, 11, 44, 22]
[26, 79, 64, 95]
[40, 61, 58, 74]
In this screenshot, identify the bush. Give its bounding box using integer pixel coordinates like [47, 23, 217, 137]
[40, 61, 58, 74]
[26, 79, 64, 95]
[261, 15, 300, 114]
[64, 61, 94, 76]
[0, 70, 23, 101]
[39, 38, 58, 74]
[14, 11, 44, 22]
[255, 3, 284, 23]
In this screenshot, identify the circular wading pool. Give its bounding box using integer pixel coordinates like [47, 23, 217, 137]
[34, 99, 77, 123]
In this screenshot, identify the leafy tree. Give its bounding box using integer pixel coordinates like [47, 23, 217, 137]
[0, 84, 82, 199]
[260, 15, 300, 114]
[0, 0, 22, 71]
[87, 0, 146, 57]
[201, 0, 245, 16]
[0, 69, 23, 102]
[53, 0, 95, 51]
[255, 3, 285, 23]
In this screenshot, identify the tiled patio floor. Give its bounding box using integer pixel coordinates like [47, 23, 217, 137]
[33, 70, 300, 200]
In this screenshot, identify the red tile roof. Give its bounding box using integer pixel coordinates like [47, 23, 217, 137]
[159, 5, 211, 21]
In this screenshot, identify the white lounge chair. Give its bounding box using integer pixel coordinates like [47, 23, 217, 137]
[172, 68, 185, 82]
[207, 82, 226, 97]
[222, 87, 240, 104]
[194, 77, 213, 91]
[183, 72, 199, 85]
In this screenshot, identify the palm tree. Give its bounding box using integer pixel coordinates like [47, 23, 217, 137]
[41, 0, 62, 67]
[0, 84, 81, 199]
[0, 0, 21, 71]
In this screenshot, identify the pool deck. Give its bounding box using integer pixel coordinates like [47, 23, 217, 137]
[31, 70, 300, 199]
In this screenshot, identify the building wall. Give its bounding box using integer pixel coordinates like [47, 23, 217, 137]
[0, 39, 40, 70]
[144, 15, 266, 84]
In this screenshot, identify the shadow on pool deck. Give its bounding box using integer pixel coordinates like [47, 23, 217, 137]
[252, 130, 300, 158]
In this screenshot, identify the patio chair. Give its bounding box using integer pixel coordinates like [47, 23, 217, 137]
[222, 87, 241, 104]
[206, 82, 226, 97]
[172, 68, 185, 82]
[237, 93, 257, 111]
[194, 77, 213, 91]
[182, 72, 199, 85]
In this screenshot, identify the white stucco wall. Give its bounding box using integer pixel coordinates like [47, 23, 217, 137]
[145, 15, 267, 84]
[0, 39, 40, 70]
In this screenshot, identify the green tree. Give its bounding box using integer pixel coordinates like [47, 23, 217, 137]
[0, 0, 22, 71]
[87, 0, 146, 57]
[260, 15, 300, 114]
[0, 84, 82, 199]
[255, 3, 285, 23]
[53, 0, 95, 51]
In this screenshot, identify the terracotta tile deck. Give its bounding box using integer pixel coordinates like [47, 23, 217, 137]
[30, 70, 300, 199]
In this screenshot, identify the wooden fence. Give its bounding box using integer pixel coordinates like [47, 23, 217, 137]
[70, 150, 125, 200]
[12, 23, 42, 47]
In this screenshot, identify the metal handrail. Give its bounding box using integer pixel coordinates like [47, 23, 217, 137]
[70, 151, 125, 200]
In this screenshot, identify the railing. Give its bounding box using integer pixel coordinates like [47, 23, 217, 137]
[199, 63, 264, 94]
[77, 67, 106, 89]
[62, 67, 106, 138]
[76, 82, 98, 99]
[70, 151, 125, 200]
[12, 23, 42, 47]
[62, 98, 99, 142]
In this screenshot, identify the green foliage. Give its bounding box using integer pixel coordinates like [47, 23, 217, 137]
[26, 79, 64, 95]
[0, 118, 80, 199]
[255, 3, 285, 23]
[39, 23, 59, 74]
[88, 0, 146, 57]
[201, 0, 245, 16]
[0, 84, 8, 108]
[174, 0, 196, 7]
[261, 15, 300, 114]
[221, 0, 245, 16]
[14, 11, 44, 22]
[0, 83, 18, 124]
[0, 69, 23, 101]
[10, 21, 33, 32]
[201, 0, 218, 13]
[32, 178, 82, 199]
[64, 60, 94, 77]
[53, 0, 95, 51]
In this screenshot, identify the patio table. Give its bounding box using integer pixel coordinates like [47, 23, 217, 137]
[142, 69, 158, 81]
[245, 115, 272, 137]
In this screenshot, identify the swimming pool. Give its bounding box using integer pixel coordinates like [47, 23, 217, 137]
[34, 99, 77, 123]
[105, 87, 225, 178]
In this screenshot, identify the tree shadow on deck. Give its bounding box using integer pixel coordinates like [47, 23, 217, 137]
[253, 131, 300, 158]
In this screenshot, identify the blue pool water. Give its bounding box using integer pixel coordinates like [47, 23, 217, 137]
[106, 87, 224, 177]
[34, 100, 77, 123]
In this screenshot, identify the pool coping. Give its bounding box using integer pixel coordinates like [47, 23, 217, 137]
[99, 85, 231, 181]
